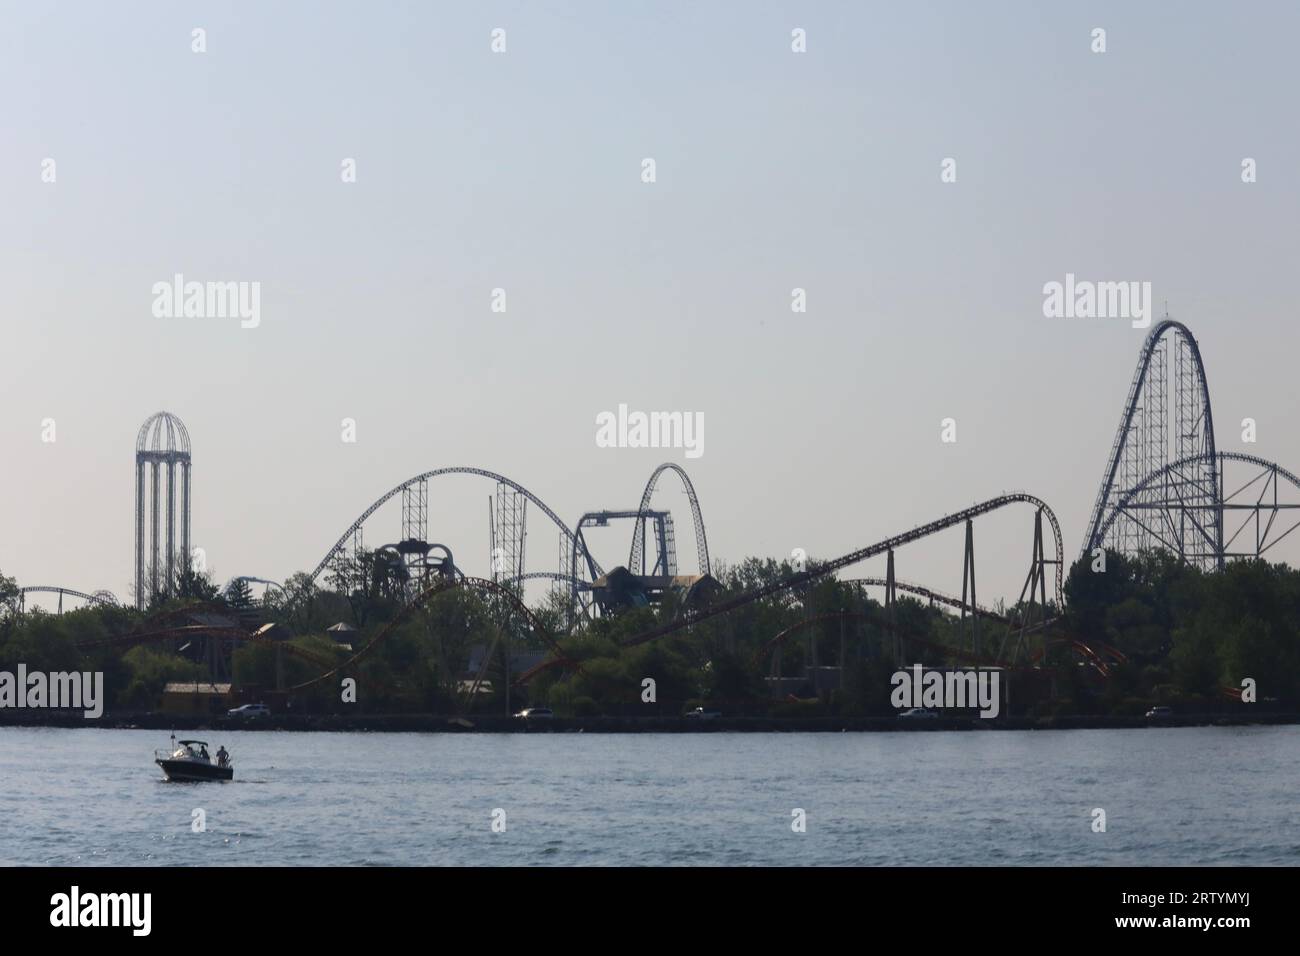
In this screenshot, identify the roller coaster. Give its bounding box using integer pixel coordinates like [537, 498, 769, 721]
[308, 467, 581, 586]
[628, 463, 710, 576]
[7, 587, 120, 615]
[303, 464, 712, 622]
[19, 318, 1300, 701]
[1081, 318, 1300, 570]
[1095, 451, 1300, 564]
[617, 492, 1063, 654]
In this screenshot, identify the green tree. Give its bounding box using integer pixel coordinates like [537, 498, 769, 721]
[171, 562, 220, 603]
[225, 577, 254, 610]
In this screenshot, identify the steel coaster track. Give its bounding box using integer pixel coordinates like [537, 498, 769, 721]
[628, 463, 711, 575]
[620, 493, 1063, 648]
[1097, 451, 1300, 560]
[1083, 319, 1220, 565]
[308, 467, 583, 586]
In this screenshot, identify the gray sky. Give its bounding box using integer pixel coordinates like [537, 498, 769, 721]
[3, 1, 1299, 611]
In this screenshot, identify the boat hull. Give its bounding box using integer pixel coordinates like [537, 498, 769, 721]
[156, 759, 233, 782]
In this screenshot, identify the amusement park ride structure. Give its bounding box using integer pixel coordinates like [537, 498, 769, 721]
[134, 411, 192, 610]
[14, 320, 1300, 693]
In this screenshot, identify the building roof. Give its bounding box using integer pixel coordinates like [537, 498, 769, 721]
[463, 644, 548, 677]
[187, 611, 240, 629]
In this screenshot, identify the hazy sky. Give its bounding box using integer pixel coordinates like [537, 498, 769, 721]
[4, 1, 1298, 611]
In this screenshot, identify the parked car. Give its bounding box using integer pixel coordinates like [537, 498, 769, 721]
[228, 703, 271, 720]
[513, 707, 553, 719]
[897, 707, 940, 720]
[1145, 705, 1172, 719]
[684, 707, 721, 719]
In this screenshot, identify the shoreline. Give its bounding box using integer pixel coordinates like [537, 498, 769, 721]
[2, 711, 1297, 733]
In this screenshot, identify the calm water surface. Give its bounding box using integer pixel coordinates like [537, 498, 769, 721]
[1, 725, 1297, 865]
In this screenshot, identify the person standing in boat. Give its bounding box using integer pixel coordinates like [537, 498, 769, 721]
[216, 746, 229, 768]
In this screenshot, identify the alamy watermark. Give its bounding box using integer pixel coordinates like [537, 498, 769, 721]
[595, 404, 704, 459]
[891, 665, 1001, 718]
[1042, 273, 1151, 329]
[50, 886, 150, 936]
[0, 665, 104, 718]
[152, 274, 260, 328]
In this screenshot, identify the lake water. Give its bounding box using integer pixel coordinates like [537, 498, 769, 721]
[1, 725, 1297, 866]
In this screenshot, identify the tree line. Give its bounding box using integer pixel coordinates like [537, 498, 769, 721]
[1, 548, 1296, 717]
